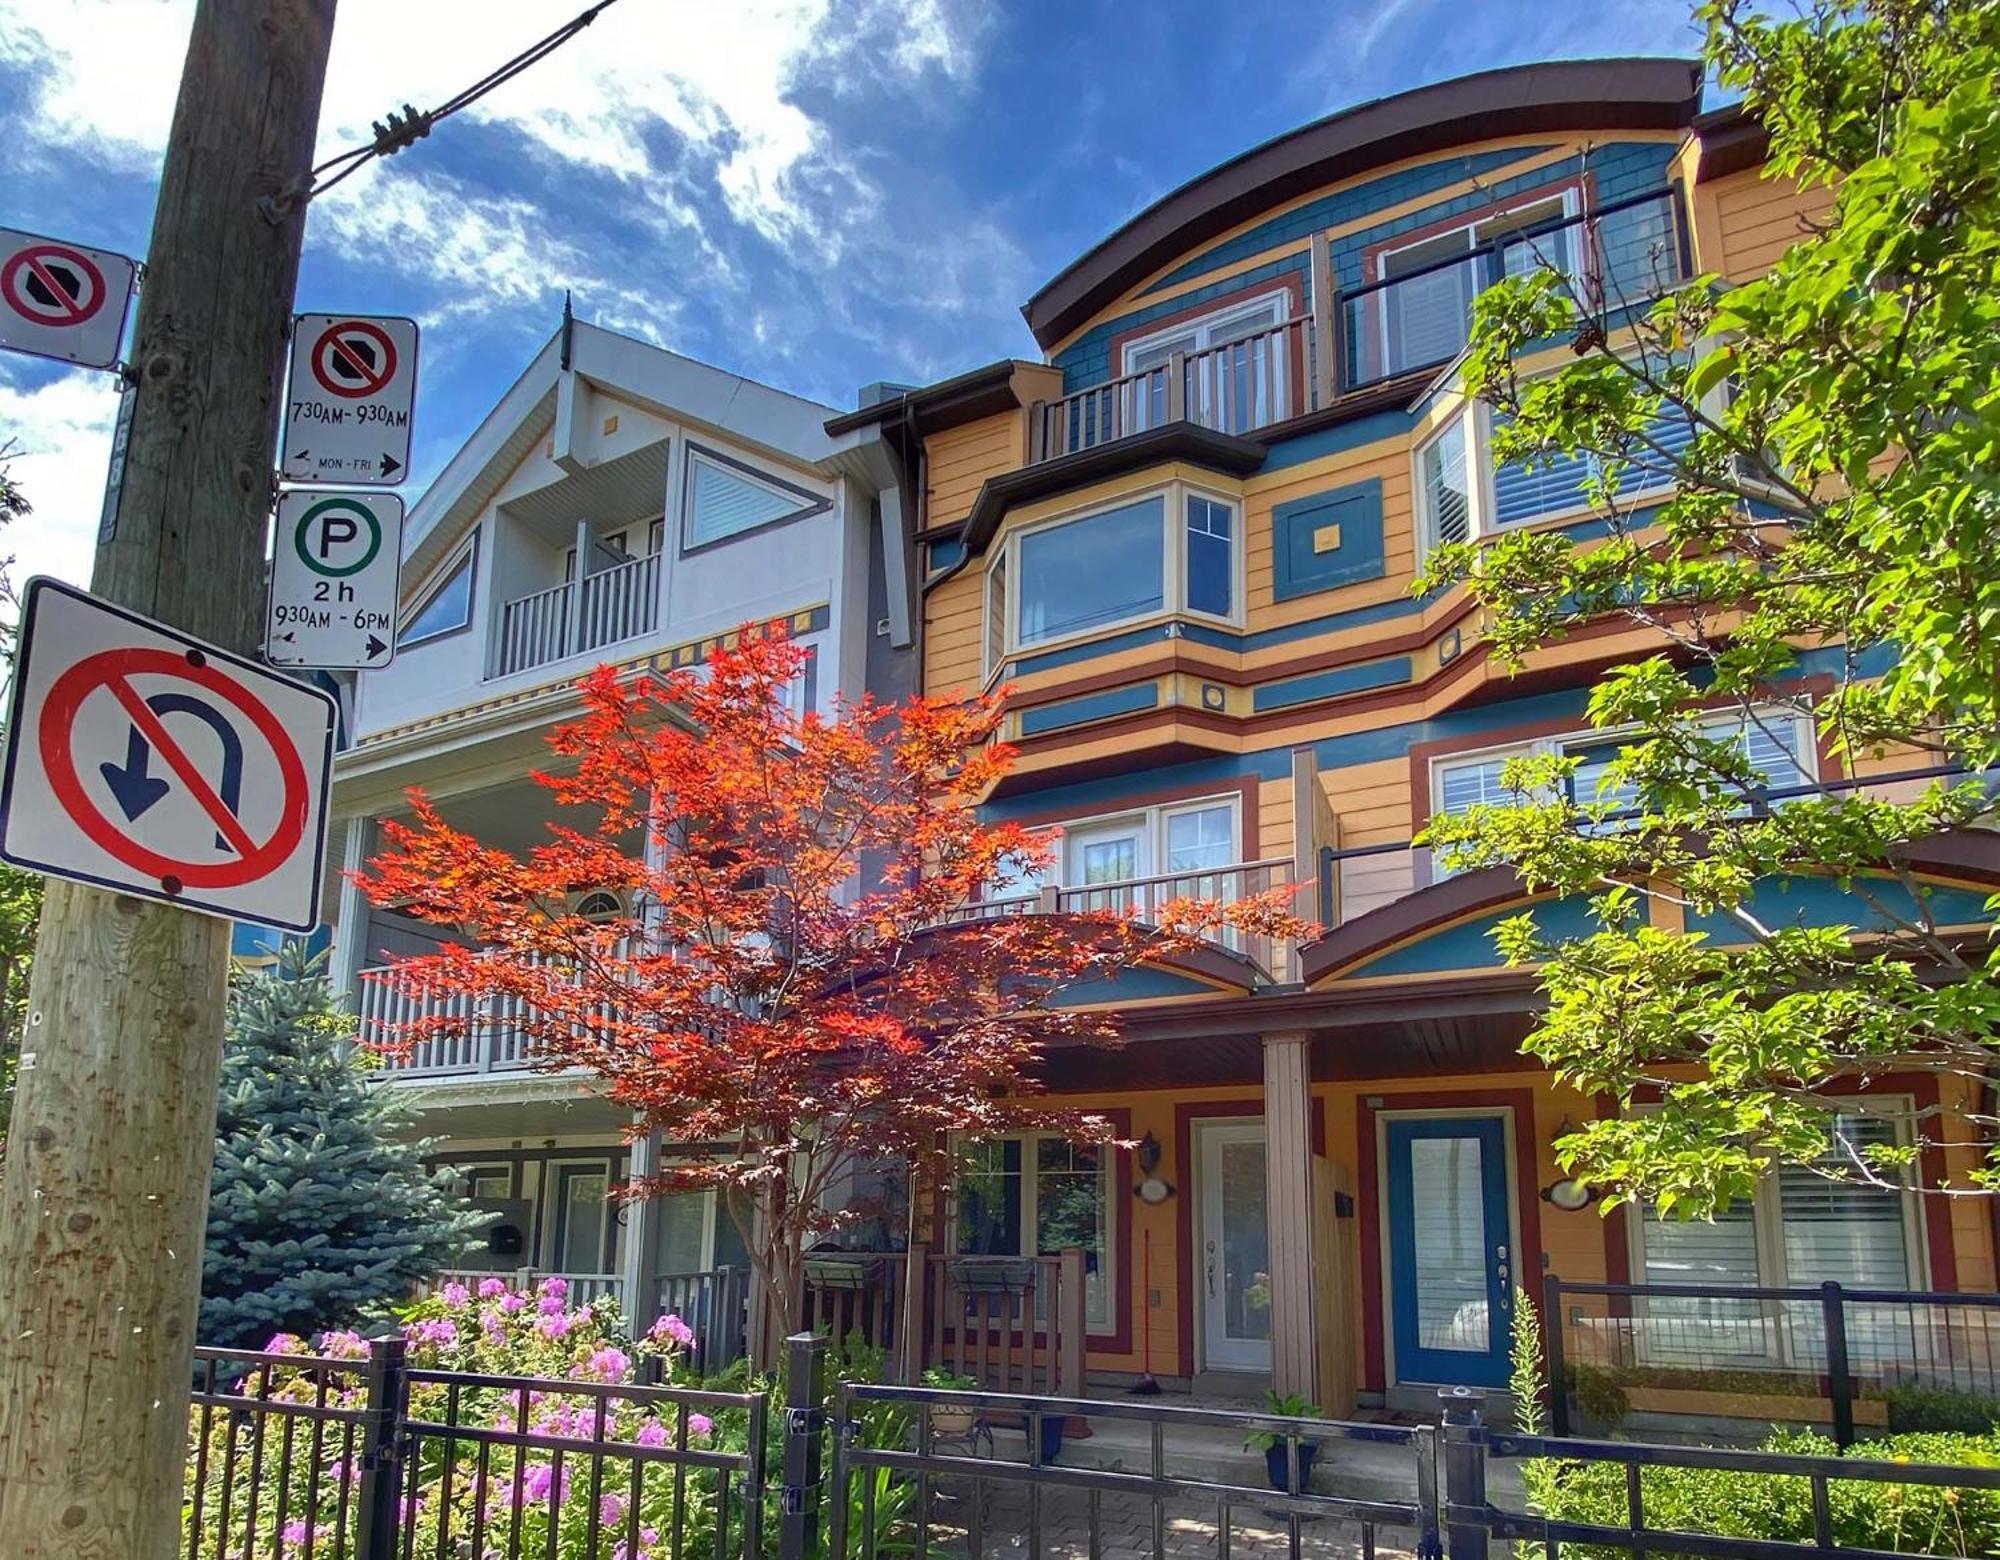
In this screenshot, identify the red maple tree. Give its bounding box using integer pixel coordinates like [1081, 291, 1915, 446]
[357, 632, 1311, 1349]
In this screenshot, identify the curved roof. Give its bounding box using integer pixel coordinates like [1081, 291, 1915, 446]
[1023, 57, 1704, 350]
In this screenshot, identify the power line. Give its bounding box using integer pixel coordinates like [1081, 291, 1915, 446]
[261, 0, 624, 221]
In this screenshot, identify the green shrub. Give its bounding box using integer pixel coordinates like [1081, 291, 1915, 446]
[1524, 1428, 2000, 1558]
[1886, 1382, 2000, 1435]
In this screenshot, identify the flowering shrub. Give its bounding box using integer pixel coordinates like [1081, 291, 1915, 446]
[185, 1278, 751, 1559]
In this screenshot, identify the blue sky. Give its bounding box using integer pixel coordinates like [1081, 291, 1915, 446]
[0, 0, 1703, 589]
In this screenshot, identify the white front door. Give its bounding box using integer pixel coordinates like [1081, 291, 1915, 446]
[1197, 1121, 1273, 1373]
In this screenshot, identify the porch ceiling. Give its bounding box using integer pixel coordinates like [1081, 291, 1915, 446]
[499, 442, 669, 547]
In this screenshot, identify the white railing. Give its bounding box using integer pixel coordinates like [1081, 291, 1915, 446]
[493, 578, 572, 678]
[939, 857, 1302, 983]
[490, 551, 662, 680]
[577, 550, 659, 656]
[430, 1269, 627, 1311]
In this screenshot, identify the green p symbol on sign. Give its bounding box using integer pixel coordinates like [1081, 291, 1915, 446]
[295, 497, 382, 578]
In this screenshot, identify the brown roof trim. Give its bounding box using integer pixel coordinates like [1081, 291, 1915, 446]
[823, 359, 1029, 438]
[1024, 57, 1704, 350]
[1691, 101, 1772, 184]
[960, 422, 1266, 552]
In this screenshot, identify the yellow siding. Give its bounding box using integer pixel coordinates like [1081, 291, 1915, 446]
[1257, 776, 1294, 864]
[1707, 165, 1835, 280]
[925, 412, 1025, 532]
[922, 568, 985, 697]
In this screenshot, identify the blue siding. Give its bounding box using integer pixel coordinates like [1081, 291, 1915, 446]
[1273, 478, 1386, 600]
[1348, 896, 1599, 977]
[1052, 963, 1227, 1006]
[1017, 682, 1158, 736]
[1686, 878, 1998, 946]
[1253, 655, 1411, 713]
[1053, 141, 1677, 394]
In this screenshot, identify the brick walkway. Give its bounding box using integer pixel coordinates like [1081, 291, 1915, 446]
[886, 1475, 1426, 1558]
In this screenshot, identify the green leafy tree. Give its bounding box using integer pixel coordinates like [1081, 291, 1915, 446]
[201, 944, 491, 1349]
[1417, 0, 2000, 1215]
[0, 446, 37, 1153]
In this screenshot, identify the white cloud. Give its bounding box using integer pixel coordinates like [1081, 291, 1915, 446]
[0, 369, 125, 590]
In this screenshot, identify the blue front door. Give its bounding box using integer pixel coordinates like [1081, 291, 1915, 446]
[1385, 1115, 1514, 1387]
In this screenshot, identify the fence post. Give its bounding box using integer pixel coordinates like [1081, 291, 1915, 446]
[1543, 1272, 1570, 1438]
[1822, 1280, 1855, 1450]
[353, 1336, 409, 1560]
[779, 1331, 828, 1560]
[1437, 1386, 1489, 1560]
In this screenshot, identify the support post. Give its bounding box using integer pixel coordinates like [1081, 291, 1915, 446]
[354, 1337, 410, 1560]
[1058, 1244, 1088, 1396]
[1543, 1272, 1571, 1437]
[899, 1240, 929, 1384]
[779, 1332, 828, 1560]
[1262, 1029, 1320, 1401]
[329, 815, 376, 1021]
[1822, 1280, 1855, 1450]
[0, 6, 335, 1554]
[1438, 1386, 1489, 1560]
[568, 517, 591, 655]
[1310, 230, 1337, 410]
[622, 1126, 665, 1340]
[1166, 349, 1188, 425]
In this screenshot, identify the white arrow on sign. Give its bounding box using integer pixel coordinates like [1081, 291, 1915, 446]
[266, 490, 404, 670]
[0, 226, 138, 370]
[0, 578, 337, 932]
[281, 312, 419, 488]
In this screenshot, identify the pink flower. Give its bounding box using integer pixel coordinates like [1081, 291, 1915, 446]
[534, 1312, 572, 1340]
[633, 1419, 669, 1448]
[539, 1275, 570, 1301]
[600, 1492, 627, 1526]
[571, 1345, 631, 1383]
[687, 1412, 713, 1438]
[281, 1518, 310, 1546]
[440, 1281, 471, 1308]
[263, 1333, 308, 1356]
[477, 1276, 507, 1299]
[500, 1293, 527, 1315]
[317, 1329, 370, 1360]
[521, 1462, 569, 1504]
[652, 1312, 696, 1348]
[404, 1317, 459, 1348]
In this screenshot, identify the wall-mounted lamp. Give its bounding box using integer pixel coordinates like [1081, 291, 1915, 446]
[1541, 1118, 1597, 1210]
[1133, 1131, 1174, 1204]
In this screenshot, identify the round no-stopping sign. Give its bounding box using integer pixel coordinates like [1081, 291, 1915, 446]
[310, 319, 398, 399]
[38, 647, 310, 890]
[292, 496, 384, 578]
[1, 243, 109, 328]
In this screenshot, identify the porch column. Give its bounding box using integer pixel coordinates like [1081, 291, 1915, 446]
[622, 1126, 665, 1341]
[328, 815, 374, 1015]
[1262, 1029, 1320, 1401]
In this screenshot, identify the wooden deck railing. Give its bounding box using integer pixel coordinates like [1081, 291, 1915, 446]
[490, 549, 662, 679]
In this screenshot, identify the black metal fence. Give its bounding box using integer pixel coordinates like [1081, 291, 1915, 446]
[1545, 1275, 2000, 1448]
[188, 1335, 2000, 1559]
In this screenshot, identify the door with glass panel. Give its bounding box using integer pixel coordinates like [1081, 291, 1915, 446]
[1061, 818, 1147, 913]
[1126, 296, 1289, 435]
[1384, 1115, 1514, 1386]
[1197, 1121, 1273, 1373]
[549, 1162, 614, 1276]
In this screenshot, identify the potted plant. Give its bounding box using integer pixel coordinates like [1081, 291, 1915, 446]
[1243, 1390, 1322, 1492]
[920, 1366, 981, 1437]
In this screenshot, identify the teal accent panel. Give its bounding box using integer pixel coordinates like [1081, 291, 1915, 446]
[1348, 896, 1599, 977]
[1055, 144, 1676, 393]
[1017, 682, 1157, 736]
[927, 537, 966, 573]
[1273, 478, 1385, 600]
[1260, 407, 1415, 469]
[1253, 655, 1411, 713]
[1686, 877, 1998, 946]
[1052, 963, 1225, 1006]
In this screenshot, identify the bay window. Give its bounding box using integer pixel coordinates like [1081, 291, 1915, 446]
[955, 1135, 1113, 1328]
[997, 484, 1241, 661]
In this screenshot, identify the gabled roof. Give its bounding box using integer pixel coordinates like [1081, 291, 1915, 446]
[1023, 56, 1705, 351]
[401, 320, 842, 588]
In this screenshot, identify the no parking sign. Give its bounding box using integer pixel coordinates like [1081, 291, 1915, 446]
[281, 312, 419, 486]
[0, 227, 137, 369]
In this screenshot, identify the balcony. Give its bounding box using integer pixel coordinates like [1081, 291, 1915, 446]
[1030, 189, 1682, 462]
[940, 856, 1302, 985]
[356, 946, 632, 1079]
[491, 548, 662, 680]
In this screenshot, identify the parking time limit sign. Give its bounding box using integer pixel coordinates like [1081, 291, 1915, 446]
[281, 312, 419, 487]
[266, 491, 403, 670]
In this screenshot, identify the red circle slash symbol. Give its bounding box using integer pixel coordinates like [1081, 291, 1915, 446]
[1, 244, 107, 328]
[38, 648, 309, 890]
[310, 320, 397, 400]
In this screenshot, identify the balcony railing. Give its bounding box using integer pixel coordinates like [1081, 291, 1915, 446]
[491, 549, 662, 679]
[1030, 188, 1684, 463]
[941, 856, 1302, 983]
[358, 946, 633, 1078]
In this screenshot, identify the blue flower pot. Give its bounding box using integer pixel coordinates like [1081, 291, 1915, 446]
[1265, 1441, 1318, 1492]
[1038, 1414, 1066, 1464]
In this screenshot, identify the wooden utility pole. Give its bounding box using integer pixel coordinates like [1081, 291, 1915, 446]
[0, 3, 334, 1553]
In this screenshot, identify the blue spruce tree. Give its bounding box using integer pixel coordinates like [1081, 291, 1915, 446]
[201, 944, 490, 1347]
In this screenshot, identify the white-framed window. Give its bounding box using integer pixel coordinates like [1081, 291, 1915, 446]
[953, 1133, 1115, 1329]
[1429, 709, 1816, 863]
[400, 536, 478, 648]
[1416, 411, 1477, 552]
[681, 442, 829, 552]
[1628, 1104, 1926, 1369]
[988, 794, 1244, 910]
[1121, 291, 1291, 377]
[1121, 290, 1295, 434]
[996, 483, 1242, 660]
